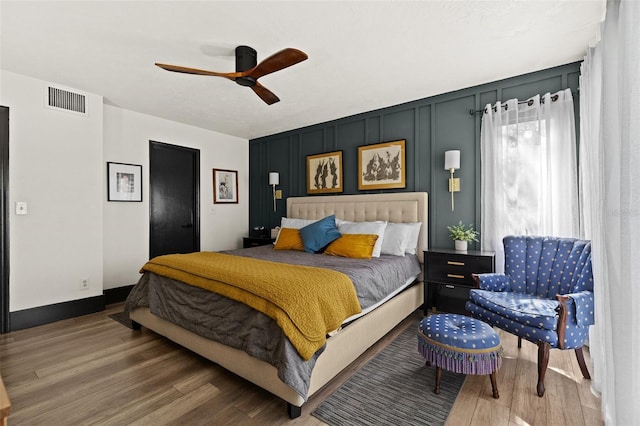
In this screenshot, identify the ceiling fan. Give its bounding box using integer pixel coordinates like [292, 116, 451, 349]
[155, 46, 308, 105]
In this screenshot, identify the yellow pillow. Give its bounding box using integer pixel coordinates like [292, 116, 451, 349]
[273, 228, 305, 251]
[324, 234, 379, 259]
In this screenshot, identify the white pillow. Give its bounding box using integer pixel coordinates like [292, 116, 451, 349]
[281, 217, 318, 229]
[380, 223, 411, 256]
[403, 222, 422, 254]
[338, 221, 387, 257]
[382, 222, 422, 256]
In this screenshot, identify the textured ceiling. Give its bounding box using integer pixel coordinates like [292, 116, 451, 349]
[0, 1, 604, 140]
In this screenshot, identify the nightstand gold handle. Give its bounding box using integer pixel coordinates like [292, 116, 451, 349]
[447, 274, 465, 279]
[447, 261, 465, 266]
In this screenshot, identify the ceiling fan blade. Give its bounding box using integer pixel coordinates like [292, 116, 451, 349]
[251, 82, 280, 105]
[247, 48, 308, 80]
[155, 63, 248, 80]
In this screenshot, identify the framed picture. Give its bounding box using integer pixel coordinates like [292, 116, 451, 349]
[107, 162, 142, 202]
[358, 140, 406, 190]
[306, 150, 343, 194]
[213, 168, 238, 203]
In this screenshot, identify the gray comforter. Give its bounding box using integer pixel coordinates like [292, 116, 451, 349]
[125, 245, 420, 399]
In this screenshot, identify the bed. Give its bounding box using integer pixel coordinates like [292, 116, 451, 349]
[126, 191, 428, 418]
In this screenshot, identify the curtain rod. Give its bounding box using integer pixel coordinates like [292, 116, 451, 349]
[469, 93, 563, 116]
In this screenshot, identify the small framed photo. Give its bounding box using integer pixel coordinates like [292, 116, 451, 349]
[107, 162, 142, 202]
[213, 168, 238, 203]
[306, 150, 343, 194]
[358, 140, 406, 190]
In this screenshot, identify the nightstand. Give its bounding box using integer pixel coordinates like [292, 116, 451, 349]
[424, 249, 495, 315]
[243, 236, 274, 248]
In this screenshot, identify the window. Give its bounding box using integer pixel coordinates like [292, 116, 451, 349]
[480, 90, 577, 271]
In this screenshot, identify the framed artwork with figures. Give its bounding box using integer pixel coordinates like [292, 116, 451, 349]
[358, 140, 406, 190]
[306, 151, 343, 194]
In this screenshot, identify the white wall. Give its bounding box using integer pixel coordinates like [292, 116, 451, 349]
[1, 69, 249, 311]
[1, 70, 104, 311]
[102, 106, 248, 290]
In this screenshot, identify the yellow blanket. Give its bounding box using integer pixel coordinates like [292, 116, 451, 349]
[141, 252, 362, 360]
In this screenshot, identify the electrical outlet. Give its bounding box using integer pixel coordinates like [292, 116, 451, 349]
[79, 278, 90, 290]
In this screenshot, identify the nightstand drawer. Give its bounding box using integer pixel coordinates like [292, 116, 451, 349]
[425, 252, 493, 286]
[424, 249, 495, 314]
[432, 283, 472, 315]
[243, 237, 274, 248]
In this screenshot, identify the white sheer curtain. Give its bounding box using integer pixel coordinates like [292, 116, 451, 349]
[580, 1, 640, 424]
[480, 90, 579, 271]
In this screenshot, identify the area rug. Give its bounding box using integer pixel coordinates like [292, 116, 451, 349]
[312, 321, 465, 426]
[108, 311, 133, 329]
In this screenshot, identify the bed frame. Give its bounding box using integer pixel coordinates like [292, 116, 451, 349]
[129, 191, 428, 418]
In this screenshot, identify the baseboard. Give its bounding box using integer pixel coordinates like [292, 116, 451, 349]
[9, 295, 105, 331]
[104, 285, 134, 305]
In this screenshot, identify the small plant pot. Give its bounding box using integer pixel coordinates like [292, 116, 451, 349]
[454, 240, 468, 252]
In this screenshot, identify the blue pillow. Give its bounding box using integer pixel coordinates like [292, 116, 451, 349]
[299, 215, 341, 253]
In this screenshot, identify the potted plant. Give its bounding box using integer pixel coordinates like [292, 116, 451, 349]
[447, 221, 479, 251]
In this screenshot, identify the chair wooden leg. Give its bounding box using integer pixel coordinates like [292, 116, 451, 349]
[518, 336, 522, 349]
[434, 366, 441, 395]
[575, 347, 592, 380]
[536, 342, 550, 397]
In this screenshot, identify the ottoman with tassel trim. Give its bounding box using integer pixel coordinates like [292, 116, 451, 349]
[418, 313, 503, 398]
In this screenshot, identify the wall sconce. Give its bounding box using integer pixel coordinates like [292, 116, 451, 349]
[444, 150, 460, 211]
[269, 172, 279, 211]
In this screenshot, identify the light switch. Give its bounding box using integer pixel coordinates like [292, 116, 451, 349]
[16, 202, 28, 215]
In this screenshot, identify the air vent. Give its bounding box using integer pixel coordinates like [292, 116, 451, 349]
[46, 85, 87, 115]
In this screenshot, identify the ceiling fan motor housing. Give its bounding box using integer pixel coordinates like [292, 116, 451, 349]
[235, 45, 257, 87]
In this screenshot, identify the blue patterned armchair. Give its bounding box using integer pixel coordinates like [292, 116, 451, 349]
[465, 236, 594, 397]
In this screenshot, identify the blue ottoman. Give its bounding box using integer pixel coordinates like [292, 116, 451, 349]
[418, 313, 503, 398]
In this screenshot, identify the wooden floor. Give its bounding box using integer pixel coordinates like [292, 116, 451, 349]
[0, 304, 603, 425]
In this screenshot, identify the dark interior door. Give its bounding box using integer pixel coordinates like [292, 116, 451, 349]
[1, 106, 9, 333]
[149, 141, 200, 259]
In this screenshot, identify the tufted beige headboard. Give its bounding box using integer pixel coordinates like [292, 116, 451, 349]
[287, 192, 428, 263]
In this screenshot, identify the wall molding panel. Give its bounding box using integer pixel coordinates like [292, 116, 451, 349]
[249, 62, 581, 250]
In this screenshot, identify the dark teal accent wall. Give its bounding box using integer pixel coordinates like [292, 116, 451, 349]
[249, 62, 581, 250]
